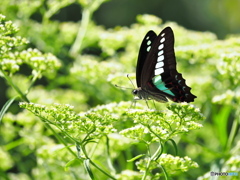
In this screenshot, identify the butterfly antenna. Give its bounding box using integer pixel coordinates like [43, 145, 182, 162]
[127, 74, 136, 88]
[115, 74, 136, 90]
[114, 84, 132, 90]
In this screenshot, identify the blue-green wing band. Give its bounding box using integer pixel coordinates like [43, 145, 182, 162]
[152, 75, 174, 96]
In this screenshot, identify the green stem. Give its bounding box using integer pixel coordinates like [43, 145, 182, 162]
[1, 70, 29, 102]
[25, 71, 41, 95]
[141, 125, 166, 179]
[226, 109, 239, 151]
[160, 165, 169, 180]
[152, 143, 164, 161]
[39, 116, 77, 158]
[142, 142, 164, 180]
[142, 156, 152, 180]
[79, 134, 116, 180]
[147, 125, 162, 141]
[89, 159, 117, 180]
[69, 8, 91, 57]
[33, 114, 78, 158]
[106, 135, 116, 174]
[69, 0, 107, 57]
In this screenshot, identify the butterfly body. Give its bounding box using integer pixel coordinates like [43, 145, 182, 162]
[133, 27, 197, 103]
[132, 87, 168, 103]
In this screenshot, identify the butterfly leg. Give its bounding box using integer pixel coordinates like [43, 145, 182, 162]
[129, 100, 137, 110]
[152, 100, 158, 110]
[144, 99, 150, 109]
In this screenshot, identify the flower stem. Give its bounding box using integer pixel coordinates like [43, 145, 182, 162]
[1, 70, 29, 102]
[69, 8, 91, 57]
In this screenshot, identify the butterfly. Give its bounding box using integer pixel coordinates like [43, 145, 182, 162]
[132, 27, 197, 103]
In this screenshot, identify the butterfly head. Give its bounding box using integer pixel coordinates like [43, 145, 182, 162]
[132, 89, 138, 95]
[132, 87, 151, 100]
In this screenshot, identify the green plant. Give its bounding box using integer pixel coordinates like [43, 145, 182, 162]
[1, 0, 240, 179]
[17, 101, 203, 179]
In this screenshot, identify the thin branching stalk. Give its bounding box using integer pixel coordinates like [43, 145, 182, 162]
[25, 70, 42, 95]
[70, 0, 108, 57]
[70, 8, 91, 57]
[39, 116, 78, 158]
[80, 138, 117, 180]
[1, 70, 29, 102]
[89, 159, 117, 180]
[142, 155, 152, 180]
[106, 135, 116, 174]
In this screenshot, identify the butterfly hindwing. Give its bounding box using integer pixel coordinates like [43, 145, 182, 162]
[136, 27, 197, 103]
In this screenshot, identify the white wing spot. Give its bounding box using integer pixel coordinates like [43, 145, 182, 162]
[155, 67, 164, 75]
[146, 36, 150, 40]
[156, 61, 164, 68]
[158, 44, 164, 50]
[157, 55, 164, 62]
[147, 40, 151, 45]
[161, 33, 165, 37]
[146, 46, 151, 52]
[160, 37, 165, 43]
[158, 50, 163, 56]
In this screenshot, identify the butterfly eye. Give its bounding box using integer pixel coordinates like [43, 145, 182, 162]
[132, 89, 138, 95]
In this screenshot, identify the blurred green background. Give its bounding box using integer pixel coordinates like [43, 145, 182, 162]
[1, 0, 240, 179]
[1, 0, 240, 108]
[94, 0, 240, 38]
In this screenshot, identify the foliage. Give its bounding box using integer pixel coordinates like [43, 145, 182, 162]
[16, 102, 203, 179]
[0, 0, 240, 180]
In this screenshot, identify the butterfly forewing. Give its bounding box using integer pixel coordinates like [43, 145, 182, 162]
[136, 27, 197, 103]
[136, 31, 157, 87]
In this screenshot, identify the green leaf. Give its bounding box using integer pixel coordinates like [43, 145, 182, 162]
[127, 154, 145, 162]
[0, 97, 16, 124]
[169, 139, 178, 156]
[65, 158, 83, 171]
[213, 105, 232, 148]
[160, 165, 170, 180]
[84, 159, 95, 180]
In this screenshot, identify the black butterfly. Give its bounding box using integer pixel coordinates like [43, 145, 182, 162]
[132, 27, 197, 103]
